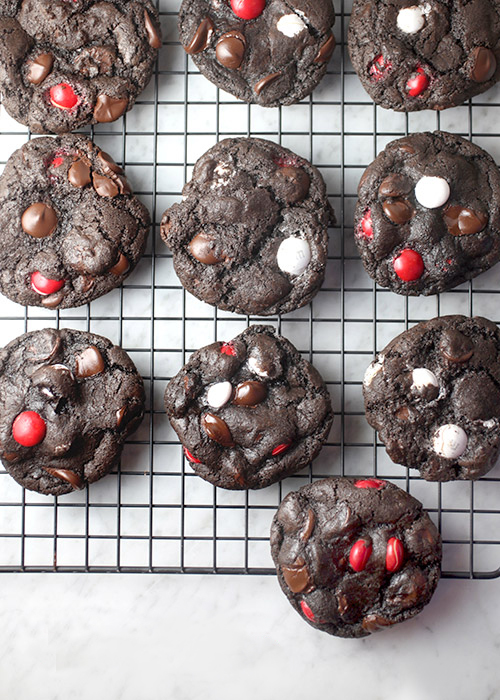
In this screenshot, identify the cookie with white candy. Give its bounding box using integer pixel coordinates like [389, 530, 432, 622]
[161, 137, 334, 316]
[354, 131, 500, 296]
[178, 0, 335, 107]
[363, 314, 500, 481]
[164, 325, 333, 490]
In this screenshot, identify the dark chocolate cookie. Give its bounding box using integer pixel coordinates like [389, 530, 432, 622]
[363, 315, 500, 481]
[0, 0, 161, 134]
[354, 131, 500, 296]
[348, 0, 500, 111]
[0, 327, 145, 496]
[270, 477, 442, 638]
[0, 134, 150, 310]
[161, 137, 333, 316]
[178, 0, 335, 107]
[164, 325, 333, 490]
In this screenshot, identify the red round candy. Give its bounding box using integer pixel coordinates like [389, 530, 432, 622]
[369, 54, 392, 81]
[406, 67, 430, 97]
[359, 209, 373, 239]
[49, 83, 79, 110]
[355, 478, 386, 490]
[12, 411, 46, 447]
[393, 249, 424, 282]
[31, 271, 65, 296]
[300, 600, 315, 622]
[349, 539, 372, 572]
[386, 537, 404, 572]
[271, 442, 291, 457]
[230, 0, 265, 20]
[220, 342, 237, 356]
[183, 446, 201, 464]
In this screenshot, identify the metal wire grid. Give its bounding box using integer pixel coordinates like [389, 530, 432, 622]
[0, 0, 499, 577]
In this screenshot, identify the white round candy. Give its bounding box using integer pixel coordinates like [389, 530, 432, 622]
[411, 367, 438, 391]
[363, 358, 384, 386]
[206, 381, 233, 409]
[415, 176, 450, 209]
[432, 424, 467, 459]
[277, 13, 307, 37]
[277, 237, 311, 276]
[248, 356, 269, 378]
[397, 6, 425, 33]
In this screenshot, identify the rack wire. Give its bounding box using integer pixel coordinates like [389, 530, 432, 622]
[0, 0, 499, 578]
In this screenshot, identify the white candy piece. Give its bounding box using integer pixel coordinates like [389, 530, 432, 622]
[248, 356, 269, 378]
[397, 6, 425, 33]
[277, 13, 307, 37]
[206, 381, 233, 409]
[277, 237, 311, 276]
[432, 424, 468, 459]
[415, 176, 450, 209]
[363, 357, 384, 386]
[411, 367, 438, 391]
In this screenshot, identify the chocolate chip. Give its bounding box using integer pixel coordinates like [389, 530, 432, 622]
[144, 9, 162, 49]
[362, 614, 394, 633]
[185, 18, 214, 54]
[92, 173, 119, 198]
[314, 32, 336, 64]
[201, 413, 234, 447]
[216, 32, 246, 70]
[75, 346, 105, 378]
[233, 380, 268, 406]
[42, 467, 83, 490]
[471, 47, 497, 83]
[439, 329, 474, 363]
[188, 232, 224, 264]
[378, 173, 412, 198]
[98, 151, 123, 175]
[114, 175, 132, 195]
[272, 166, 310, 204]
[68, 159, 91, 188]
[93, 95, 128, 123]
[21, 203, 58, 238]
[444, 205, 488, 236]
[26, 52, 53, 85]
[41, 291, 65, 309]
[281, 560, 314, 593]
[109, 253, 130, 276]
[254, 72, 282, 95]
[300, 508, 315, 542]
[382, 198, 414, 224]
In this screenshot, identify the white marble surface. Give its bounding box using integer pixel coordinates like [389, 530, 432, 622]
[0, 573, 499, 699]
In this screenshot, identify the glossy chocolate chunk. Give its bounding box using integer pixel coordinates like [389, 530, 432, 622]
[471, 47, 497, 83]
[314, 32, 336, 64]
[233, 380, 268, 406]
[98, 151, 124, 175]
[300, 508, 315, 542]
[382, 198, 414, 224]
[109, 253, 130, 276]
[93, 95, 128, 123]
[27, 53, 54, 85]
[444, 205, 488, 236]
[188, 232, 224, 264]
[21, 202, 58, 238]
[281, 559, 314, 593]
[74, 346, 105, 378]
[43, 466, 83, 490]
[216, 32, 246, 69]
[378, 173, 412, 198]
[68, 159, 91, 188]
[144, 9, 162, 49]
[185, 18, 214, 54]
[254, 72, 282, 95]
[201, 413, 234, 447]
[92, 173, 119, 198]
[439, 328, 474, 363]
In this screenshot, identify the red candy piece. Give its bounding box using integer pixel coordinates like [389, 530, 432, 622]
[49, 83, 79, 110]
[355, 478, 386, 490]
[51, 157, 64, 168]
[359, 209, 373, 239]
[12, 411, 46, 447]
[406, 67, 430, 97]
[272, 442, 291, 457]
[274, 155, 299, 168]
[386, 537, 404, 572]
[300, 600, 315, 622]
[393, 249, 424, 282]
[230, 0, 265, 20]
[183, 446, 201, 464]
[369, 54, 392, 81]
[220, 342, 237, 356]
[31, 271, 65, 296]
[349, 539, 372, 572]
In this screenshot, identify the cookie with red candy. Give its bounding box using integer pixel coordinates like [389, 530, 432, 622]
[270, 477, 442, 638]
[178, 0, 335, 107]
[348, 0, 500, 111]
[0, 328, 144, 496]
[0, 134, 150, 309]
[164, 325, 333, 490]
[0, 0, 161, 133]
[354, 131, 500, 296]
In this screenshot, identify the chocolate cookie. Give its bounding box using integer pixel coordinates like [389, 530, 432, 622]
[354, 131, 500, 296]
[178, 0, 335, 107]
[0, 134, 150, 310]
[164, 325, 333, 490]
[0, 0, 161, 133]
[270, 477, 442, 638]
[161, 137, 333, 316]
[0, 327, 145, 496]
[363, 315, 500, 481]
[348, 0, 500, 111]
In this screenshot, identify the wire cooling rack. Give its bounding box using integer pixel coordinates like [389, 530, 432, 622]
[0, 0, 500, 578]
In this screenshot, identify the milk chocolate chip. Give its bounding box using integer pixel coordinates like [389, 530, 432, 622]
[43, 467, 83, 490]
[68, 159, 91, 188]
[201, 413, 234, 446]
[92, 173, 119, 198]
[21, 203, 58, 238]
[471, 47, 496, 83]
[439, 329, 474, 363]
[185, 18, 214, 54]
[27, 53, 54, 85]
[75, 346, 105, 377]
[188, 232, 224, 264]
[444, 205, 488, 236]
[216, 31, 246, 69]
[93, 95, 128, 123]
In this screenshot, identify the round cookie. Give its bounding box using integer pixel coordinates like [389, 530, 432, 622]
[363, 315, 500, 481]
[164, 325, 333, 490]
[0, 0, 161, 134]
[354, 131, 500, 296]
[270, 477, 442, 638]
[0, 327, 145, 496]
[0, 134, 150, 310]
[348, 0, 500, 112]
[178, 0, 335, 107]
[161, 137, 334, 316]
